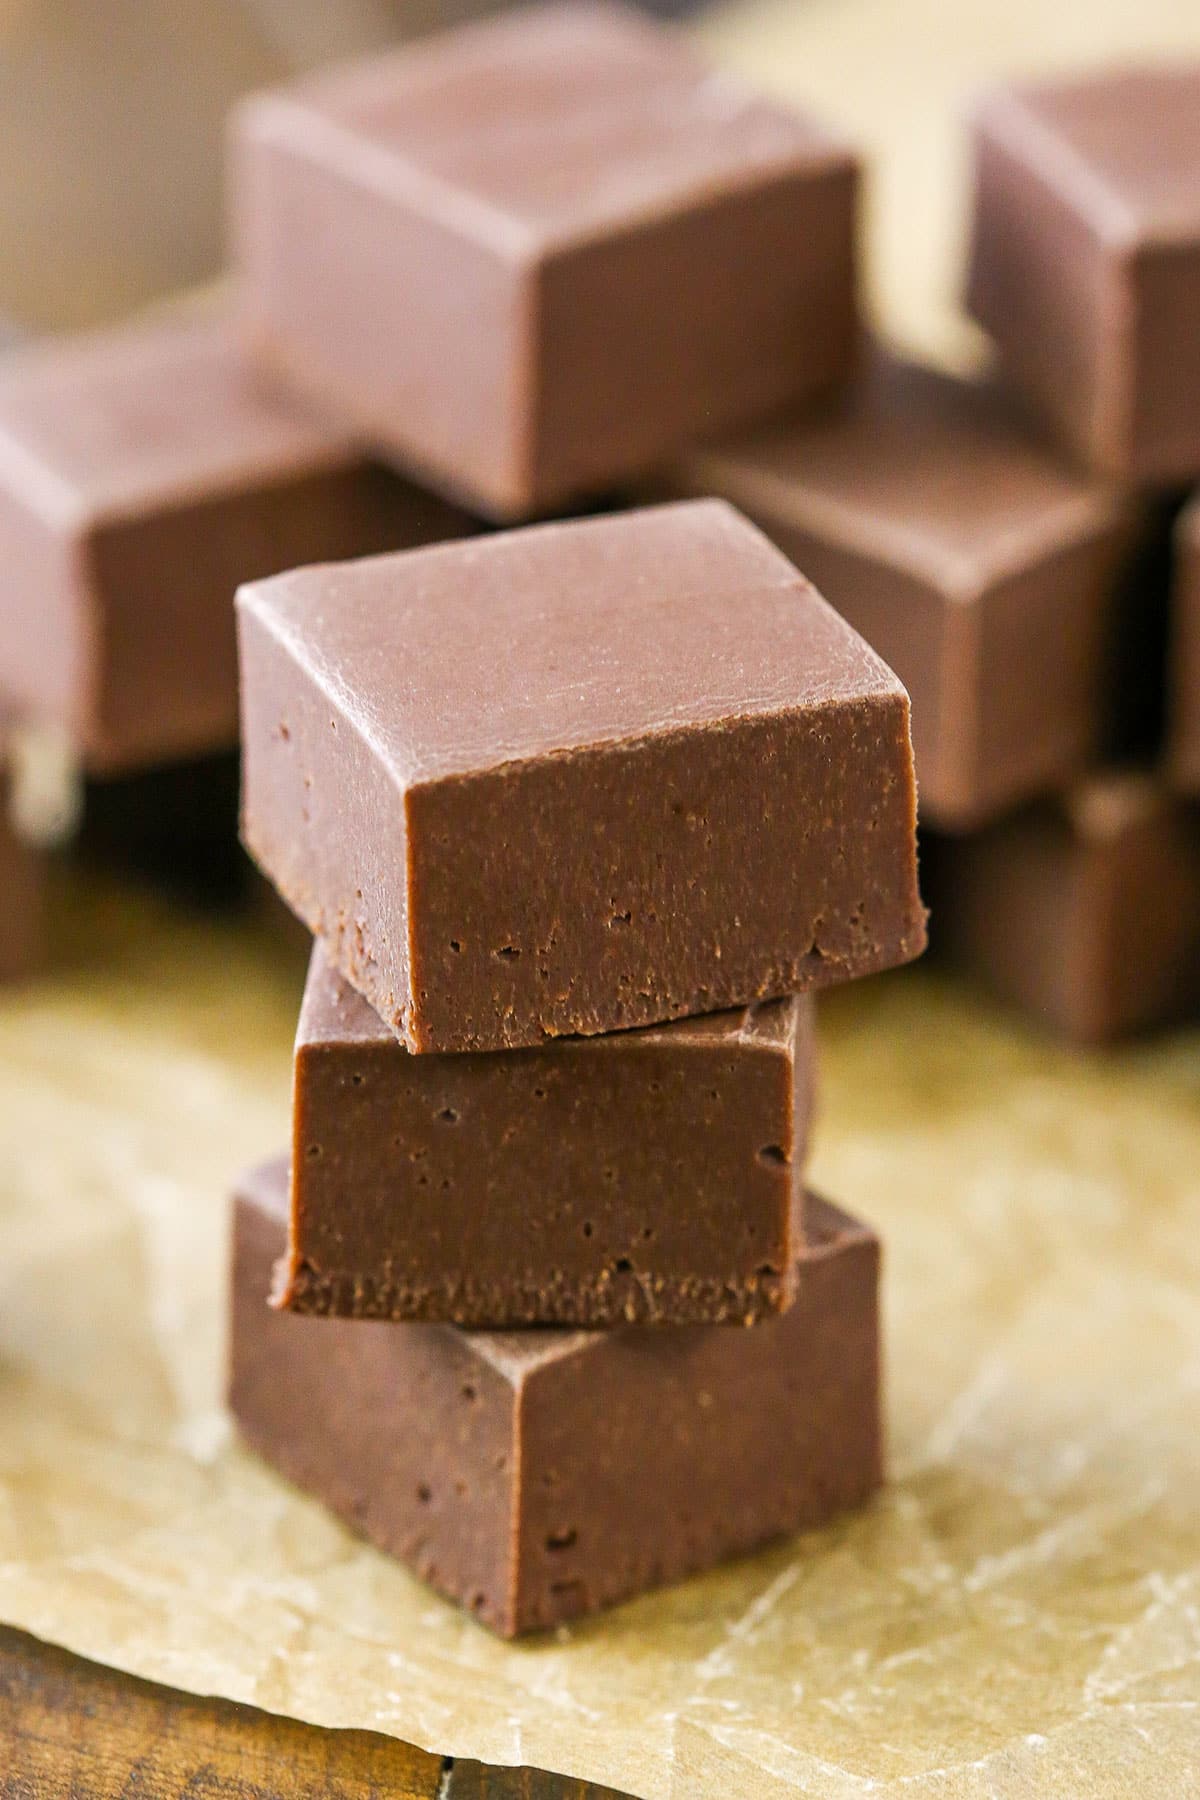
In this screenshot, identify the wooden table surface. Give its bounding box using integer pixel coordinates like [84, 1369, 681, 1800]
[1, 1624, 631, 1798]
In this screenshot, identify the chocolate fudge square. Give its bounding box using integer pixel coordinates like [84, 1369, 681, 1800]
[230, 1157, 883, 1638]
[660, 354, 1134, 830]
[925, 770, 1200, 1042]
[230, 0, 859, 519]
[966, 65, 1200, 483]
[0, 305, 472, 772]
[237, 500, 925, 1053]
[282, 942, 816, 1326]
[1169, 498, 1200, 792]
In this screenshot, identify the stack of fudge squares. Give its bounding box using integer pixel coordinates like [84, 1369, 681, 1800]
[221, 2, 930, 1636]
[659, 59, 1200, 1044]
[231, 500, 925, 1636]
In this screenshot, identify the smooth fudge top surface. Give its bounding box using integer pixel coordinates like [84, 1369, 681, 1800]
[976, 64, 1200, 246]
[0, 306, 360, 525]
[240, 1155, 870, 1387]
[238, 498, 907, 786]
[680, 355, 1124, 595]
[298, 938, 801, 1056]
[238, 1, 848, 251]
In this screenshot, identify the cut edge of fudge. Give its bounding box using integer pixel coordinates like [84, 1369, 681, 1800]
[237, 501, 925, 1053]
[279, 942, 815, 1327]
[230, 1156, 882, 1638]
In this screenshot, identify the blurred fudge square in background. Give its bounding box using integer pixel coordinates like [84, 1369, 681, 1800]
[923, 771, 1200, 1042]
[660, 353, 1137, 831]
[0, 304, 472, 774]
[231, 1, 857, 517]
[967, 64, 1200, 483]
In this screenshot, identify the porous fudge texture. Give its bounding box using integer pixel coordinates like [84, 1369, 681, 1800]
[237, 499, 926, 1053]
[230, 1157, 883, 1637]
[283, 941, 816, 1326]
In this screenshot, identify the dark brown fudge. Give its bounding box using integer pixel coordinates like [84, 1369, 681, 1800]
[238, 500, 926, 1053]
[230, 1157, 882, 1638]
[659, 354, 1135, 830]
[924, 770, 1200, 1042]
[230, 1, 859, 519]
[0, 762, 45, 981]
[283, 942, 816, 1327]
[78, 751, 245, 906]
[966, 66, 1200, 483]
[0, 305, 473, 773]
[1169, 499, 1200, 791]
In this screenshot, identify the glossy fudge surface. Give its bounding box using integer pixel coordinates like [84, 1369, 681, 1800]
[284, 943, 815, 1326]
[231, 0, 858, 518]
[238, 500, 926, 1053]
[966, 65, 1200, 482]
[230, 1157, 883, 1638]
[0, 306, 472, 772]
[1169, 500, 1200, 792]
[925, 771, 1200, 1043]
[665, 356, 1134, 830]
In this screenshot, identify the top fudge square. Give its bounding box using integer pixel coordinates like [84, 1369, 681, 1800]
[966, 64, 1200, 483]
[237, 499, 925, 1054]
[230, 0, 858, 520]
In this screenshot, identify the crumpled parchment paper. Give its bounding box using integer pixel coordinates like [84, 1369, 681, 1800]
[4, 0, 1200, 1790]
[0, 871, 1197, 1797]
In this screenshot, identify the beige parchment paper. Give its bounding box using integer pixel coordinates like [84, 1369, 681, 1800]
[4, 2, 1200, 1792]
[1, 870, 1198, 1797]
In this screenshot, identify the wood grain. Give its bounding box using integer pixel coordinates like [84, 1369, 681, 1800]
[0, 1625, 631, 1799]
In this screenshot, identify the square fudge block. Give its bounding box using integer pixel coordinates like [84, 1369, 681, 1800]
[230, 0, 859, 519]
[924, 771, 1200, 1042]
[238, 500, 926, 1053]
[283, 941, 816, 1326]
[966, 66, 1200, 483]
[0, 305, 473, 773]
[659, 355, 1135, 830]
[1169, 499, 1200, 791]
[230, 1157, 882, 1638]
